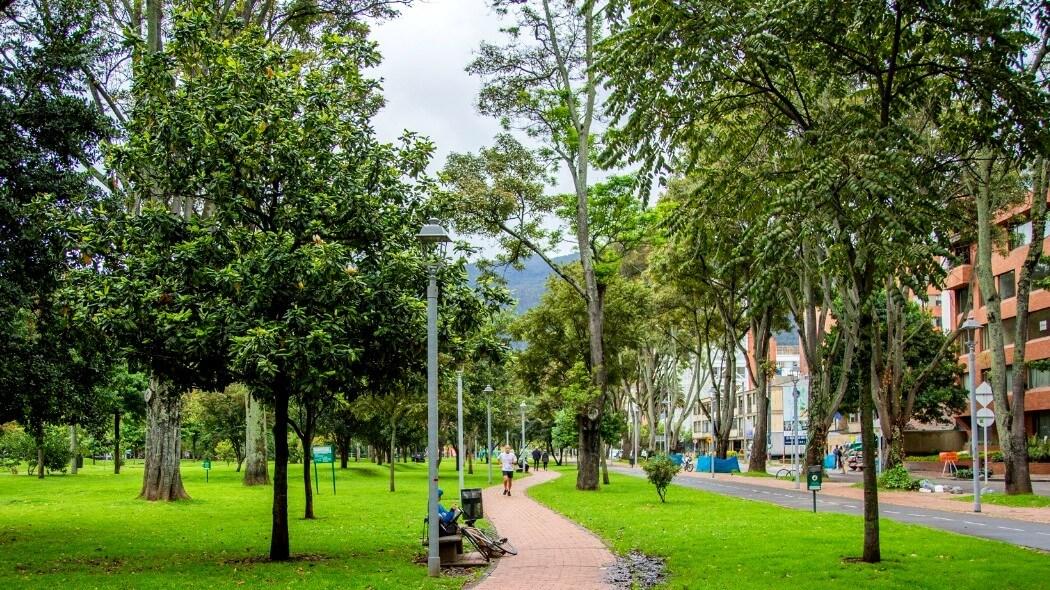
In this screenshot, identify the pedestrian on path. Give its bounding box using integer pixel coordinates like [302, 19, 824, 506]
[532, 448, 541, 471]
[833, 445, 843, 471]
[498, 445, 517, 496]
[541, 450, 549, 470]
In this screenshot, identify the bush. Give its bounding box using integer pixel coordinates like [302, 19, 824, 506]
[642, 454, 681, 503]
[954, 467, 991, 480]
[878, 465, 920, 490]
[0, 425, 72, 474]
[726, 450, 738, 459]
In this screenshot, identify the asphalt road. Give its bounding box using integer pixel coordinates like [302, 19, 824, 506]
[611, 466, 1050, 551]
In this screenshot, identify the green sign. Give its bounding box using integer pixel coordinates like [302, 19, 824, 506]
[202, 459, 211, 470]
[312, 446, 334, 464]
[807, 466, 822, 491]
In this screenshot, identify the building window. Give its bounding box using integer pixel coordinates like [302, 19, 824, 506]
[998, 270, 1016, 299]
[1029, 368, 1050, 389]
[982, 318, 1016, 348]
[956, 285, 972, 316]
[980, 367, 1014, 392]
[1034, 260, 1050, 284]
[1027, 308, 1050, 340]
[1010, 221, 1033, 249]
[950, 244, 970, 267]
[1035, 412, 1050, 438]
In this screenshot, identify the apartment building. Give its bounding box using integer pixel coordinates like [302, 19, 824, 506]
[941, 194, 1050, 441]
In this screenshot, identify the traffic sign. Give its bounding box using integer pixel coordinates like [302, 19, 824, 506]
[975, 382, 993, 407]
[976, 407, 995, 428]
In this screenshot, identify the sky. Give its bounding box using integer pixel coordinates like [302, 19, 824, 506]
[369, 0, 504, 179]
[367, 0, 607, 257]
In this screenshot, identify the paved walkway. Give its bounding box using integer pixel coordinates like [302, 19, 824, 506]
[470, 469, 615, 590]
[612, 465, 1050, 551]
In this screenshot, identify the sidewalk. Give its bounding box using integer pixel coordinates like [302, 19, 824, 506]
[665, 467, 1050, 524]
[469, 469, 615, 590]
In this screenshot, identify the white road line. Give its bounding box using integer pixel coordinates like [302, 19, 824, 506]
[907, 514, 925, 518]
[997, 526, 1025, 532]
[963, 521, 986, 526]
[1036, 532, 1050, 537]
[884, 510, 900, 514]
[931, 517, 955, 522]
[841, 504, 856, 509]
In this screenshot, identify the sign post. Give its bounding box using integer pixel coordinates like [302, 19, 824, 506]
[976, 407, 995, 484]
[806, 466, 822, 513]
[202, 459, 211, 483]
[312, 445, 336, 494]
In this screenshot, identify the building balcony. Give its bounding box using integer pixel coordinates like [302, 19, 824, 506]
[945, 264, 973, 290]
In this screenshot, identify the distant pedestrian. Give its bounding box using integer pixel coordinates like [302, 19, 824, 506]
[541, 450, 549, 470]
[833, 445, 843, 470]
[532, 447, 542, 471]
[498, 445, 517, 496]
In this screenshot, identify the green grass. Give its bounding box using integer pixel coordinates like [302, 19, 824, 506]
[0, 458, 498, 589]
[952, 493, 1050, 508]
[529, 467, 1050, 589]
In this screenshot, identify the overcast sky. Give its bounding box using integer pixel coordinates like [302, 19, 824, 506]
[369, 0, 503, 177]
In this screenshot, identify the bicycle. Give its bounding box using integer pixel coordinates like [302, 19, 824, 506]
[775, 466, 798, 480]
[459, 523, 517, 561]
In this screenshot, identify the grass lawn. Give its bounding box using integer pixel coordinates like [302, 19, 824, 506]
[0, 458, 497, 589]
[952, 494, 1050, 508]
[529, 467, 1050, 589]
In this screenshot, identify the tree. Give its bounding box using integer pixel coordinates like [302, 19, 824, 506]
[93, 364, 148, 474]
[94, 8, 437, 560]
[458, 0, 610, 490]
[0, 0, 114, 478]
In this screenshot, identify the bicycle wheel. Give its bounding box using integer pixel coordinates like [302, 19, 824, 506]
[461, 526, 496, 560]
[492, 537, 517, 556]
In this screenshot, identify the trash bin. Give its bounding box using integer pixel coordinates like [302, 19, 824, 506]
[75, 454, 84, 469]
[460, 488, 483, 522]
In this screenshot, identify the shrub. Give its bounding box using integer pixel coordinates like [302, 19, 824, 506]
[642, 454, 681, 503]
[878, 465, 920, 490]
[954, 467, 991, 480]
[726, 450, 738, 459]
[0, 426, 72, 474]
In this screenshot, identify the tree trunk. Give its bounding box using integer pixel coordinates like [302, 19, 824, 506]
[389, 422, 396, 493]
[577, 415, 601, 490]
[300, 418, 315, 520]
[140, 375, 189, 501]
[69, 425, 78, 475]
[600, 442, 610, 485]
[36, 440, 44, 479]
[749, 311, 773, 473]
[269, 387, 290, 561]
[114, 411, 121, 475]
[861, 319, 881, 563]
[467, 437, 474, 475]
[338, 435, 349, 469]
[244, 392, 270, 486]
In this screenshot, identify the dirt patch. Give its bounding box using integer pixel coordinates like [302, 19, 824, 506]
[605, 550, 666, 589]
[222, 553, 329, 566]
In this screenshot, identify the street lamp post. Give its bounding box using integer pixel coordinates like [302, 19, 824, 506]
[483, 385, 493, 484]
[791, 374, 800, 490]
[961, 315, 982, 513]
[417, 218, 450, 577]
[519, 401, 527, 457]
[456, 370, 464, 494]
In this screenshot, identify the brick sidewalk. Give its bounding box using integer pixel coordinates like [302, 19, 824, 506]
[469, 469, 615, 590]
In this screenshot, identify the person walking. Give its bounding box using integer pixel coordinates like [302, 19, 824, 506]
[531, 447, 542, 471]
[498, 445, 517, 496]
[541, 450, 549, 470]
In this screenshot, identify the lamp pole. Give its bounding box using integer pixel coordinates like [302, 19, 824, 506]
[417, 219, 450, 577]
[457, 370, 464, 493]
[961, 315, 982, 513]
[520, 401, 527, 457]
[483, 385, 493, 484]
[792, 374, 800, 490]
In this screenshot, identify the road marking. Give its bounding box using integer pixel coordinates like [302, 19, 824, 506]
[963, 521, 986, 526]
[884, 510, 900, 514]
[907, 514, 925, 518]
[931, 517, 955, 522]
[997, 526, 1025, 532]
[1036, 532, 1050, 537]
[841, 504, 856, 509]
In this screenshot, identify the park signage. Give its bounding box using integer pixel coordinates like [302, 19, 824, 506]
[202, 459, 211, 483]
[806, 466, 822, 512]
[312, 446, 336, 494]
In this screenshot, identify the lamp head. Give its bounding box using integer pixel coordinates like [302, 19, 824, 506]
[483, 385, 493, 395]
[960, 314, 981, 334]
[416, 218, 451, 244]
[519, 401, 527, 410]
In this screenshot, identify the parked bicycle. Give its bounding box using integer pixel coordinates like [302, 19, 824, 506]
[421, 511, 516, 563]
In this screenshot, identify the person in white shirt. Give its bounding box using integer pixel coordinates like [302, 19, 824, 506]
[497, 445, 518, 496]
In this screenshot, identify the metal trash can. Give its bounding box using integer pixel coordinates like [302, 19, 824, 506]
[460, 488, 483, 522]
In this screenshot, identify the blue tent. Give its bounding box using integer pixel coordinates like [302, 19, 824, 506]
[696, 456, 741, 473]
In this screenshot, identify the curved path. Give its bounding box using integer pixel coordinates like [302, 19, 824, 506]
[470, 469, 615, 590]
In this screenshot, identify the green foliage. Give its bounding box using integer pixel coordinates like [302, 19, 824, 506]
[642, 453, 681, 503]
[877, 465, 920, 490]
[0, 424, 73, 474]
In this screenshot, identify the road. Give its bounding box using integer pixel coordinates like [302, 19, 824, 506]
[611, 466, 1050, 551]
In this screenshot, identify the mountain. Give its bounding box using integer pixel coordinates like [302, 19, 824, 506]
[468, 253, 579, 315]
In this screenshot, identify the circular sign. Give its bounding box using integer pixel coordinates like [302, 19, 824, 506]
[976, 407, 995, 428]
[975, 382, 993, 407]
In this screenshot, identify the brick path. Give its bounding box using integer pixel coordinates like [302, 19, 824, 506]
[469, 469, 615, 590]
